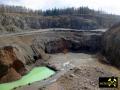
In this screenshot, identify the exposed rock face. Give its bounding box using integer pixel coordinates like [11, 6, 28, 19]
[0, 13, 118, 34]
[0, 45, 49, 83]
[34, 31, 102, 54]
[102, 23, 120, 68]
[0, 46, 26, 83]
[0, 30, 103, 83]
[31, 45, 50, 61]
[0, 64, 8, 78]
[0, 68, 21, 83]
[12, 60, 26, 75]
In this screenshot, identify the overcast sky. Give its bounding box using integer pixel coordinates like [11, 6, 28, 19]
[0, 0, 120, 15]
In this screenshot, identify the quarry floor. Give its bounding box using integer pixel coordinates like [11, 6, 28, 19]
[17, 53, 120, 90]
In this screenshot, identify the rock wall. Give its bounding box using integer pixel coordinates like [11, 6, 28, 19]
[0, 13, 118, 34]
[0, 46, 26, 83]
[33, 31, 102, 54]
[102, 23, 120, 68]
[0, 45, 49, 83]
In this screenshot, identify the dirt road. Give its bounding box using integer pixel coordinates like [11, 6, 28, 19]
[0, 28, 106, 38]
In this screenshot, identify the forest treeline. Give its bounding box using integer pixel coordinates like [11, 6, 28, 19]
[0, 4, 120, 33]
[0, 5, 116, 16]
[0, 5, 97, 15]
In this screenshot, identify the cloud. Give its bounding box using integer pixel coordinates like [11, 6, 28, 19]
[0, 0, 120, 15]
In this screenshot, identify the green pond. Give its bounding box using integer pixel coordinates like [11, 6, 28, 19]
[0, 67, 55, 90]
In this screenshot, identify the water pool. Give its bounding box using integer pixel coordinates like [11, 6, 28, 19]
[0, 67, 55, 90]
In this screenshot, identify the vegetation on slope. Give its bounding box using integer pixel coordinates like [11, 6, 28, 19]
[0, 5, 119, 33]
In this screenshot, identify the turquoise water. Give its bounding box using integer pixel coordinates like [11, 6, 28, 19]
[0, 67, 55, 90]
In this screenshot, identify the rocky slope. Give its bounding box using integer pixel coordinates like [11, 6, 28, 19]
[0, 46, 25, 83]
[0, 5, 119, 33]
[0, 29, 103, 83]
[33, 30, 102, 53]
[40, 67, 116, 90]
[102, 23, 120, 68]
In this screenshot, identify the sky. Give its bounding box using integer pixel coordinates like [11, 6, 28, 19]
[0, 0, 120, 15]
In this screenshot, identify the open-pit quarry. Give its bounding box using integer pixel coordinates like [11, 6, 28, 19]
[0, 29, 119, 90]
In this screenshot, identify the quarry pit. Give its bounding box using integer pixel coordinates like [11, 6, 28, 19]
[0, 29, 119, 90]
